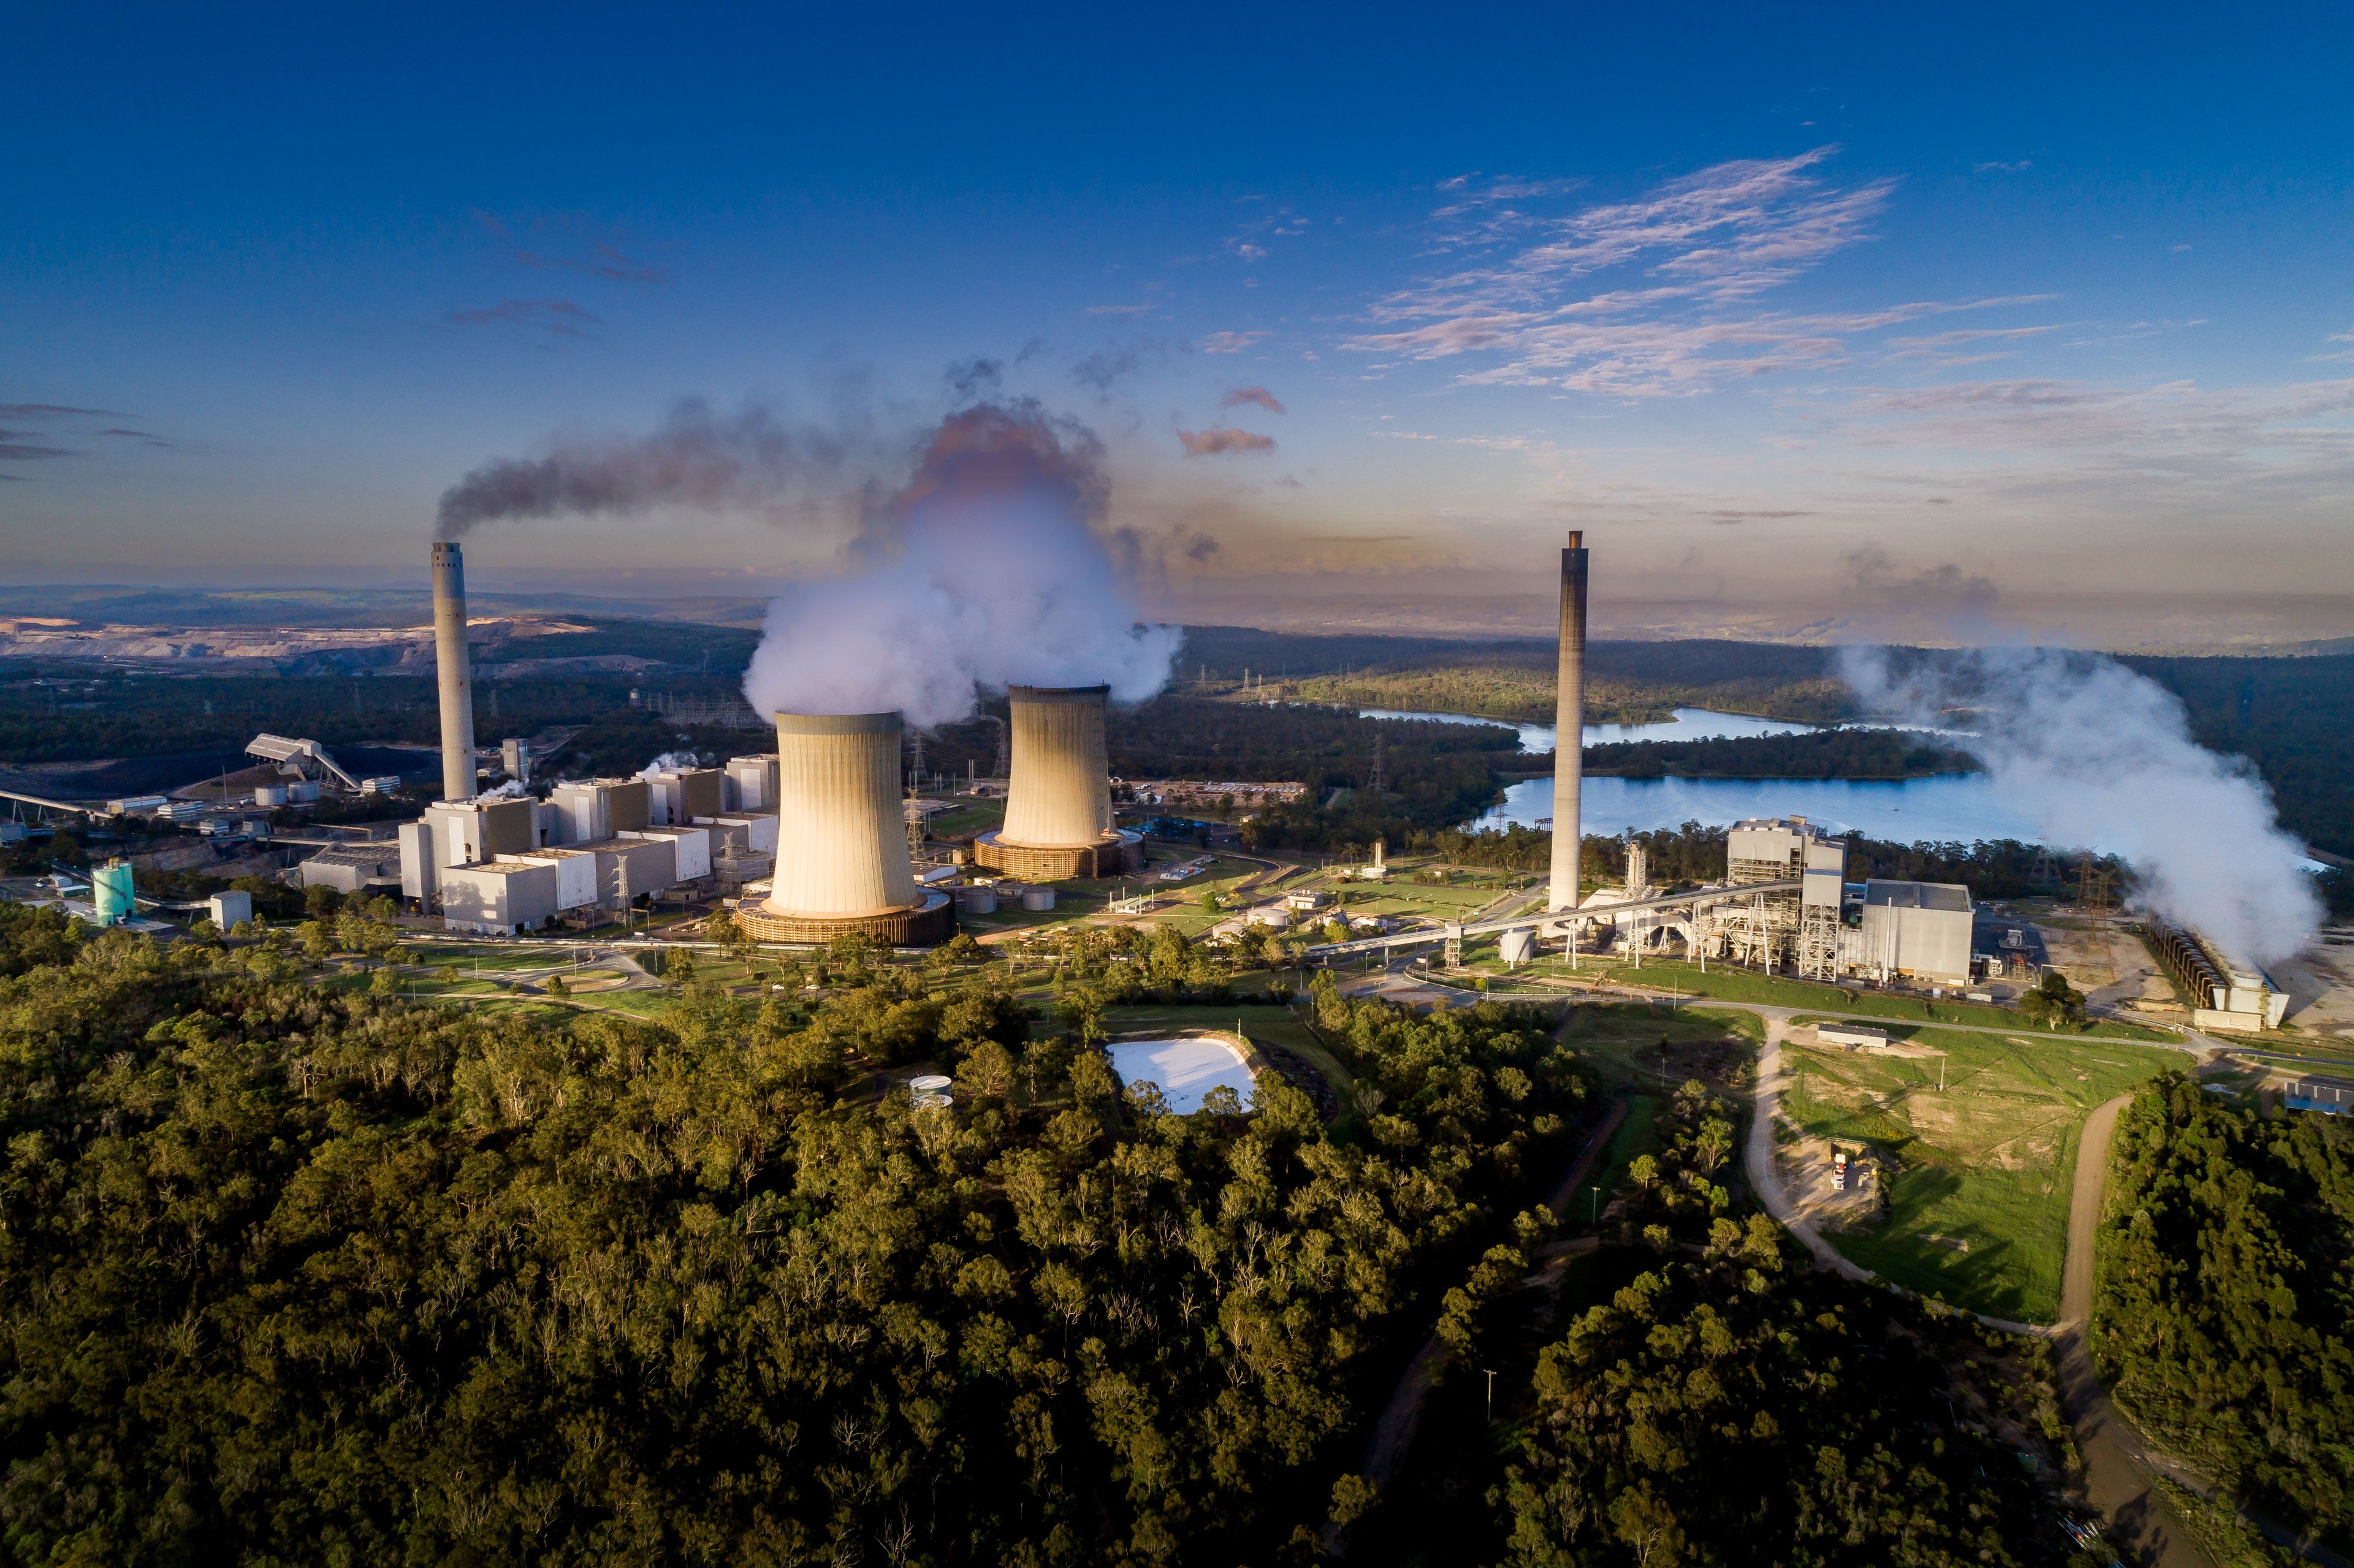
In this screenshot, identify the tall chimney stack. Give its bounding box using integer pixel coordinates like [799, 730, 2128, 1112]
[1548, 530, 1588, 911]
[430, 541, 477, 802]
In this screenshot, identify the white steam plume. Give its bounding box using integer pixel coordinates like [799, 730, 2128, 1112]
[1840, 645, 2320, 965]
[741, 402, 1179, 726]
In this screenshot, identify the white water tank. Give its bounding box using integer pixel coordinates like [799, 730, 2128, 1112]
[1021, 886, 1056, 911]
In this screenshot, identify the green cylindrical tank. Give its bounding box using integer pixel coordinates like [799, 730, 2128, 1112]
[93, 859, 135, 925]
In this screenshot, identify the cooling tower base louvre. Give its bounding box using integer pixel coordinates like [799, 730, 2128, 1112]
[733, 891, 955, 948]
[972, 829, 1141, 881]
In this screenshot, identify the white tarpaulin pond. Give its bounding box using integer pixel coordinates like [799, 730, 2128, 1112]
[1108, 1037, 1256, 1114]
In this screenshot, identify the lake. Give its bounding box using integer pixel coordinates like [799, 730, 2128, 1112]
[1354, 704, 1815, 756]
[1355, 704, 2038, 846]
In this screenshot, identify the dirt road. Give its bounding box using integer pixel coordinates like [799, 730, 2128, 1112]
[1347, 1096, 1628, 1503]
[2055, 1095, 2213, 1568]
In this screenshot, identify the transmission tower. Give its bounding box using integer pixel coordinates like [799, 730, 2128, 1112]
[1366, 733, 1385, 794]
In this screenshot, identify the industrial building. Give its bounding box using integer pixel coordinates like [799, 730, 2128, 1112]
[2281, 1076, 2352, 1116]
[1701, 816, 1849, 979]
[1843, 879, 1975, 986]
[2147, 919, 2290, 1030]
[973, 685, 1143, 880]
[726, 753, 780, 812]
[732, 711, 953, 946]
[298, 842, 405, 896]
[380, 775, 741, 934]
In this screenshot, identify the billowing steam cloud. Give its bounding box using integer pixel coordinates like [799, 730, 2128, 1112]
[1842, 645, 2320, 965]
[433, 392, 1178, 726]
[434, 398, 874, 540]
[741, 402, 1179, 726]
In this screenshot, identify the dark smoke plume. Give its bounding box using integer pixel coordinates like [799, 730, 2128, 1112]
[433, 397, 874, 540]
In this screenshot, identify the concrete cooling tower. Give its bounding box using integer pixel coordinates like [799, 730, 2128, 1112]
[733, 711, 953, 946]
[430, 541, 478, 802]
[974, 684, 1141, 881]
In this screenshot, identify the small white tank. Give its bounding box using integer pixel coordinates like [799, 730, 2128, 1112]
[1021, 886, 1056, 911]
[957, 886, 997, 915]
[253, 785, 289, 807]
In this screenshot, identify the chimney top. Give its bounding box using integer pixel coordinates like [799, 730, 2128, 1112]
[1566, 530, 1584, 549]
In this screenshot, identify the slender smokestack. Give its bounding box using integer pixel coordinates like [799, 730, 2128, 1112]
[999, 685, 1115, 848]
[762, 712, 923, 918]
[431, 541, 477, 802]
[1548, 530, 1588, 911]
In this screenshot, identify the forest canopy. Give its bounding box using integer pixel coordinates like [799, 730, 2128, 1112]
[2092, 1073, 2353, 1555]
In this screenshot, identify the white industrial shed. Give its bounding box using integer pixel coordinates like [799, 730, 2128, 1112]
[1842, 879, 1974, 986]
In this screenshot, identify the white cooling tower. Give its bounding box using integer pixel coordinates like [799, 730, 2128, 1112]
[1001, 685, 1114, 847]
[431, 541, 478, 803]
[741, 711, 952, 945]
[975, 685, 1140, 880]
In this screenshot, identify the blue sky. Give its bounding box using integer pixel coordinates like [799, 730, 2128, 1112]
[4, 2, 2349, 639]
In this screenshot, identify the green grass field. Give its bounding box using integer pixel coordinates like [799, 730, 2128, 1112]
[1778, 1027, 2180, 1321]
[1522, 957, 2179, 1042]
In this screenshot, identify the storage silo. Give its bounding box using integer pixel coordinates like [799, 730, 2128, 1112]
[92, 859, 137, 926]
[732, 712, 953, 946]
[974, 685, 1142, 880]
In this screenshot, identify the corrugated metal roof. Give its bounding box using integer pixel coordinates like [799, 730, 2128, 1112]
[1864, 878, 1971, 912]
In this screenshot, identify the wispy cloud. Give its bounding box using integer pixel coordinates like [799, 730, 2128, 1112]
[1346, 149, 1990, 395]
[0, 403, 119, 418]
[444, 299, 598, 337]
[1221, 386, 1286, 414]
[1071, 338, 1167, 391]
[99, 427, 173, 447]
[1178, 427, 1277, 456]
[1200, 330, 1269, 354]
[1847, 376, 2354, 462]
[473, 211, 667, 283]
[1086, 302, 1156, 317]
[0, 433, 74, 461]
[1886, 322, 2071, 368]
[1972, 160, 2032, 173]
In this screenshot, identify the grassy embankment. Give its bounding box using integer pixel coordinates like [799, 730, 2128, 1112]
[1776, 1027, 2180, 1321]
[1507, 954, 2181, 1042]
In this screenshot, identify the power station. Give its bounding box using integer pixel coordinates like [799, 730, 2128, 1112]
[973, 684, 1142, 880]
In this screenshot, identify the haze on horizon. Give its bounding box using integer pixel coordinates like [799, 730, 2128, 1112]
[3, 2, 2350, 649]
